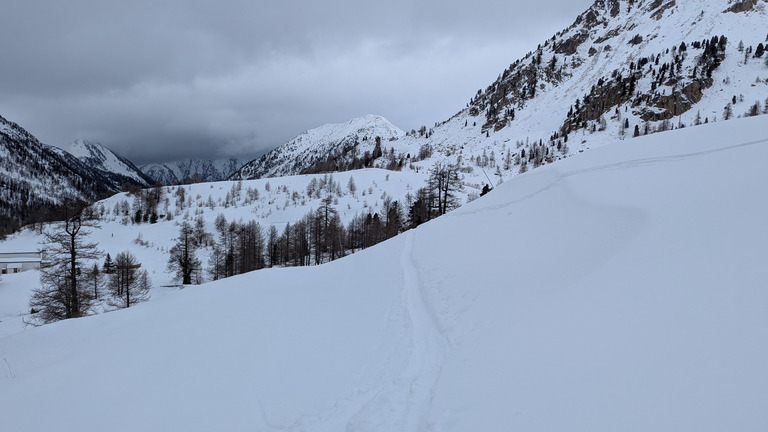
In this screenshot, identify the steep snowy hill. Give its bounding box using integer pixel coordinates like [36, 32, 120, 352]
[60, 139, 155, 188]
[405, 0, 768, 181]
[1, 116, 766, 431]
[232, 114, 405, 180]
[141, 157, 244, 185]
[232, 0, 768, 191]
[0, 115, 116, 234]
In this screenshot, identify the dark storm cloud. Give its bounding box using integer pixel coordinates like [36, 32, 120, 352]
[0, 0, 592, 165]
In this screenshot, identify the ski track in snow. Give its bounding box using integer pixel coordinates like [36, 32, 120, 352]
[256, 231, 449, 431]
[397, 231, 449, 431]
[340, 231, 449, 431]
[451, 136, 768, 218]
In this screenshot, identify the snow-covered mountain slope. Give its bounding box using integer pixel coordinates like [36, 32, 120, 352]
[402, 0, 768, 180]
[233, 0, 768, 193]
[59, 139, 155, 188]
[1, 116, 766, 431]
[141, 157, 244, 185]
[232, 114, 405, 180]
[0, 115, 115, 234]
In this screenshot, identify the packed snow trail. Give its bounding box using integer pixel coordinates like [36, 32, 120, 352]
[341, 231, 449, 431]
[398, 230, 449, 431]
[250, 230, 452, 432]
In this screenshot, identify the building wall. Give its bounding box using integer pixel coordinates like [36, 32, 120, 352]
[0, 252, 43, 274]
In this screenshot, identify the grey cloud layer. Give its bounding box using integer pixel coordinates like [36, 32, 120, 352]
[0, 0, 591, 164]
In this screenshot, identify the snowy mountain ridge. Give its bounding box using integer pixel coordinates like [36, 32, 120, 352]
[0, 115, 116, 234]
[413, 0, 768, 174]
[59, 139, 155, 188]
[232, 114, 405, 180]
[141, 157, 244, 185]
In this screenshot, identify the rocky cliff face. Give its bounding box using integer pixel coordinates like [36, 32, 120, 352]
[469, 0, 749, 136]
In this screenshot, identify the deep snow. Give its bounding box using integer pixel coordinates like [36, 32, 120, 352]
[1, 116, 767, 431]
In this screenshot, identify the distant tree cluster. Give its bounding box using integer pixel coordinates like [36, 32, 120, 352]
[301, 136, 407, 175]
[407, 162, 463, 229]
[105, 251, 151, 309]
[209, 215, 266, 279]
[126, 182, 164, 224]
[187, 195, 406, 281]
[159, 163, 468, 284]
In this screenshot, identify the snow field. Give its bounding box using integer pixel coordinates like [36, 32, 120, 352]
[0, 115, 766, 431]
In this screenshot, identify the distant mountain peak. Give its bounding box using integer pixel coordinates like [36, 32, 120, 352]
[1, 116, 117, 233]
[60, 139, 154, 188]
[141, 158, 244, 185]
[232, 115, 404, 180]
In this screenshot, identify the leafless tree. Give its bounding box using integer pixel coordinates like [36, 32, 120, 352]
[28, 203, 101, 325]
[428, 161, 463, 216]
[107, 251, 150, 309]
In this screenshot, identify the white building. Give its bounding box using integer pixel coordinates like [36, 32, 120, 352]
[0, 251, 44, 274]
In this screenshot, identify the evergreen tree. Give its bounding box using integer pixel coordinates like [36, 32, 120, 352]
[407, 187, 435, 229]
[755, 43, 765, 58]
[167, 221, 201, 285]
[103, 253, 115, 274]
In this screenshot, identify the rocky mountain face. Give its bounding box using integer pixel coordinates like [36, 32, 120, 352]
[231, 115, 405, 180]
[233, 0, 768, 188]
[141, 158, 244, 185]
[441, 0, 768, 170]
[472, 0, 748, 135]
[0, 115, 116, 235]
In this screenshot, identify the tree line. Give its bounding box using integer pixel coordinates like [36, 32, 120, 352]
[167, 162, 465, 284]
[29, 162, 467, 325]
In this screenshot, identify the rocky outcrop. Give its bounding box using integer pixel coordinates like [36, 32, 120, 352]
[724, 0, 759, 14]
[638, 78, 712, 121]
[555, 31, 590, 55]
[650, 0, 676, 21]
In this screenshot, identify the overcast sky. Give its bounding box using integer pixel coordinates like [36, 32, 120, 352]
[0, 0, 592, 165]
